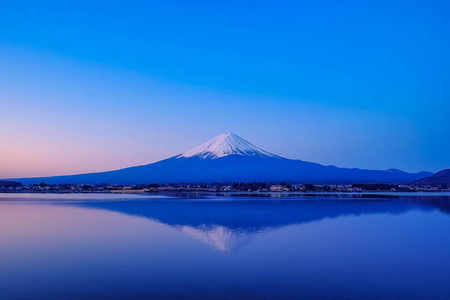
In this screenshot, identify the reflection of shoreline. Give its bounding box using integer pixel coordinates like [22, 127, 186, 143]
[61, 199, 439, 251]
[152, 192, 450, 201]
[408, 196, 450, 214]
[2, 191, 450, 197]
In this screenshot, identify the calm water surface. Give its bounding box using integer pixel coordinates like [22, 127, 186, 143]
[0, 193, 449, 299]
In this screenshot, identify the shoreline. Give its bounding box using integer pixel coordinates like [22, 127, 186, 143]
[1, 190, 450, 196]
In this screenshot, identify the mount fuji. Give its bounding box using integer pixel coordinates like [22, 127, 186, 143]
[13, 133, 432, 185]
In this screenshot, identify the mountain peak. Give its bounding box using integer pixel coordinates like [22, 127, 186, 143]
[176, 133, 281, 159]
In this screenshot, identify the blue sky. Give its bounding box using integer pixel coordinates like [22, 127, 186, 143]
[0, 0, 449, 177]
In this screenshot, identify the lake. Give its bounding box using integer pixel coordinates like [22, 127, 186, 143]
[1, 193, 449, 299]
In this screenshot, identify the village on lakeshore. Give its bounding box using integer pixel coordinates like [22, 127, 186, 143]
[1, 181, 449, 194]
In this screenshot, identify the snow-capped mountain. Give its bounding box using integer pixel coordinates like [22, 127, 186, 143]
[12, 133, 432, 184]
[176, 133, 280, 159]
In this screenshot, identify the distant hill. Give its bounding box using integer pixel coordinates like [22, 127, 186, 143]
[411, 169, 450, 186]
[9, 133, 433, 185]
[0, 180, 22, 188]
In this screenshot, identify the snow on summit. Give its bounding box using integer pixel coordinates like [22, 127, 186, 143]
[176, 133, 281, 159]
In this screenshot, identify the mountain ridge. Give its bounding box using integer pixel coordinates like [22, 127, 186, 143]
[7, 133, 433, 185]
[411, 169, 450, 186]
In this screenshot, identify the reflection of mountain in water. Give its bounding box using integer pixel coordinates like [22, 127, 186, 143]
[407, 195, 450, 214]
[178, 225, 254, 251]
[67, 198, 435, 251]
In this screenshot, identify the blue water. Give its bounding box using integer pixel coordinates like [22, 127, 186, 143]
[0, 193, 449, 299]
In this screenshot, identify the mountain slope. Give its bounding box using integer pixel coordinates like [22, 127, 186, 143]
[411, 169, 450, 186]
[11, 133, 432, 185]
[0, 180, 22, 188]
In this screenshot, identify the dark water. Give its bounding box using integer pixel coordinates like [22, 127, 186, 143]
[1, 193, 450, 299]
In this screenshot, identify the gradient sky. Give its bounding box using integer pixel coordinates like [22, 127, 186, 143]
[1, 0, 449, 178]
